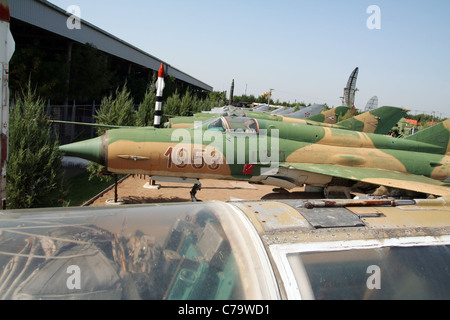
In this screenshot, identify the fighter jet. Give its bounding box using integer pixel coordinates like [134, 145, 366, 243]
[60, 115, 450, 199]
[305, 106, 351, 124]
[168, 106, 407, 135]
[280, 103, 324, 118]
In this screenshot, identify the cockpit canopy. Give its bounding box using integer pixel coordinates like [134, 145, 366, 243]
[207, 117, 259, 133]
[224, 110, 247, 117]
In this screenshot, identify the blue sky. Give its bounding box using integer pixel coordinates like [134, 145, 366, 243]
[48, 0, 450, 117]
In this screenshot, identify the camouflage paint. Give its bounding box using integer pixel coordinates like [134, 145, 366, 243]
[306, 106, 351, 124]
[337, 106, 408, 134]
[169, 106, 407, 135]
[60, 118, 450, 196]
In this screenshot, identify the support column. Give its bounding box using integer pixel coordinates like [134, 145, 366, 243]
[64, 42, 73, 106]
[71, 100, 76, 140]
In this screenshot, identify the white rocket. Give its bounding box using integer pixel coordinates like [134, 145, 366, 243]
[154, 62, 165, 128]
[0, 0, 15, 209]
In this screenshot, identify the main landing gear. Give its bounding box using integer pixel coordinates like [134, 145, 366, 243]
[190, 183, 202, 202]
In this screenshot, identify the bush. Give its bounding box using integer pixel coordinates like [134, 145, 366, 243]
[88, 84, 136, 181]
[136, 83, 156, 127]
[7, 85, 66, 208]
[94, 83, 136, 135]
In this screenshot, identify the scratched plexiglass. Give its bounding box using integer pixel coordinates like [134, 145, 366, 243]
[0, 202, 275, 300]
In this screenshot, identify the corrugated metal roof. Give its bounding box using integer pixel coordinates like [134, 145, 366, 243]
[10, 0, 213, 91]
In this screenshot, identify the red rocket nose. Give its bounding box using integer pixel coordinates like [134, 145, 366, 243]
[158, 63, 164, 78]
[0, 0, 10, 22]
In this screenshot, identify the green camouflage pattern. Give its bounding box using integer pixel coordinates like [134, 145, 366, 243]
[169, 106, 407, 135]
[299, 106, 351, 123]
[61, 116, 450, 197]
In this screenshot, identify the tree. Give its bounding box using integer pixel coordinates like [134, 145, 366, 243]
[208, 91, 227, 103]
[136, 82, 156, 127]
[164, 90, 182, 119]
[179, 90, 196, 116]
[88, 84, 136, 180]
[94, 83, 136, 135]
[7, 85, 66, 208]
[67, 43, 113, 103]
[9, 39, 67, 103]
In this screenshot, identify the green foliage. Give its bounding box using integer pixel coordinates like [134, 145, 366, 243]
[9, 39, 67, 102]
[95, 83, 136, 135]
[88, 84, 136, 181]
[162, 75, 178, 99]
[164, 91, 182, 119]
[231, 93, 308, 109]
[195, 96, 223, 112]
[67, 43, 113, 102]
[136, 83, 157, 127]
[160, 89, 225, 121]
[179, 90, 196, 116]
[7, 85, 66, 209]
[405, 113, 446, 127]
[10, 41, 114, 104]
[208, 91, 227, 103]
[65, 171, 115, 206]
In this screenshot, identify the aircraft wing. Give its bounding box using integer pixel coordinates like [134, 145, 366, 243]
[280, 163, 450, 196]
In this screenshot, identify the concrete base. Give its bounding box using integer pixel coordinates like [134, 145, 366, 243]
[143, 182, 161, 189]
[106, 198, 125, 205]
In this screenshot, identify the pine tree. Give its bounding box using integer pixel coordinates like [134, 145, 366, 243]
[164, 91, 182, 119]
[7, 86, 66, 208]
[88, 83, 136, 180]
[136, 83, 156, 127]
[94, 83, 136, 135]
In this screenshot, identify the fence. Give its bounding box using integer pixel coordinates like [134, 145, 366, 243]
[46, 101, 100, 145]
[43, 100, 139, 145]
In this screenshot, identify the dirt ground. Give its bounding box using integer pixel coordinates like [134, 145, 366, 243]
[88, 175, 318, 206]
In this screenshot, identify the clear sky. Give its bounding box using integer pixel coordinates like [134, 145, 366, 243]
[47, 0, 450, 117]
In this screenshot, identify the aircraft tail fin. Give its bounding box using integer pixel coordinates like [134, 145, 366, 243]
[405, 120, 450, 154]
[307, 106, 350, 123]
[337, 106, 408, 134]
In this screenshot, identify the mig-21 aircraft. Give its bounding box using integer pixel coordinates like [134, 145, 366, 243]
[60, 114, 450, 200]
[168, 106, 407, 135]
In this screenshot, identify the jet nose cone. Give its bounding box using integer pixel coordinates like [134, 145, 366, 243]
[60, 136, 105, 165]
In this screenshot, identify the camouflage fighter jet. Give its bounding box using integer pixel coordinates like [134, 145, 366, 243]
[168, 106, 408, 135]
[169, 106, 351, 127]
[60, 116, 450, 199]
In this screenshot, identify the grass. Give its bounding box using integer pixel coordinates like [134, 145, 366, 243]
[65, 171, 115, 206]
